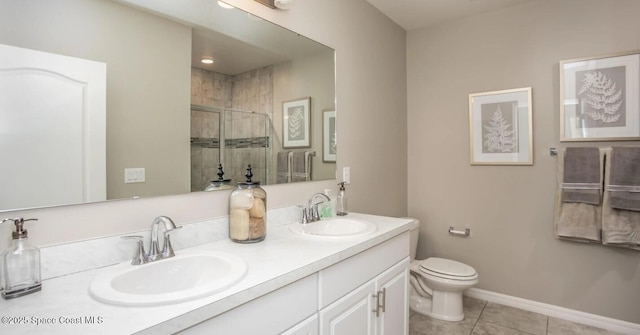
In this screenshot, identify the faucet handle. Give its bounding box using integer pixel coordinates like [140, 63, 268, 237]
[297, 204, 310, 224]
[121, 235, 148, 265]
[161, 227, 182, 259]
[311, 205, 321, 222]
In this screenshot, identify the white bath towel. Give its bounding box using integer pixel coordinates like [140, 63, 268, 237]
[553, 148, 604, 243]
[602, 147, 640, 250]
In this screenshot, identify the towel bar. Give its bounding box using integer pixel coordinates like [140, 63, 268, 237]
[448, 227, 470, 237]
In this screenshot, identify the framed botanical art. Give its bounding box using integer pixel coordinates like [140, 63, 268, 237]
[323, 110, 336, 162]
[468, 87, 533, 165]
[560, 51, 640, 141]
[282, 97, 311, 148]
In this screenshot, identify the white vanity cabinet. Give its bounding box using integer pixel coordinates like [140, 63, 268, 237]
[178, 231, 409, 335]
[318, 233, 410, 335]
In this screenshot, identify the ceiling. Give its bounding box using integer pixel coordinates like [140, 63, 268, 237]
[365, 0, 532, 31]
[191, 6, 330, 75]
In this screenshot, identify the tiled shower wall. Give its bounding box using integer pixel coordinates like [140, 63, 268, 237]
[190, 66, 273, 191]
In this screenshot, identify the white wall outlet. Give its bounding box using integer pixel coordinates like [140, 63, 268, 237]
[343, 166, 350, 184]
[124, 168, 145, 184]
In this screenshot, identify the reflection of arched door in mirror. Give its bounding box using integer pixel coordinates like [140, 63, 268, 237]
[0, 44, 106, 210]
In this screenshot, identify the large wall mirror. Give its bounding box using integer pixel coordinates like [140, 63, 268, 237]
[0, 0, 336, 212]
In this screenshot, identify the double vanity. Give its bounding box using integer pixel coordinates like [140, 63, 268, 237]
[0, 210, 412, 335]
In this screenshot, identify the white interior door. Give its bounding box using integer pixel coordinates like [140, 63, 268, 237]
[0, 43, 106, 210]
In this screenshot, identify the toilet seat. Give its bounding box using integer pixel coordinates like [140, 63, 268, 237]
[418, 257, 477, 281]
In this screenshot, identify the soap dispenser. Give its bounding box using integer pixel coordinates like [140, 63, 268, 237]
[336, 182, 347, 216]
[1, 218, 41, 299]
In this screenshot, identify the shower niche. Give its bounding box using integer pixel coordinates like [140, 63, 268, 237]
[190, 104, 270, 191]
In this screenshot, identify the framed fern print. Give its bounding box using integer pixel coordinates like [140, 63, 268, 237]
[323, 110, 336, 162]
[469, 87, 533, 165]
[283, 97, 311, 148]
[560, 51, 640, 141]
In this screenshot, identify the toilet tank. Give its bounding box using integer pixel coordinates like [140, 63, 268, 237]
[404, 218, 420, 260]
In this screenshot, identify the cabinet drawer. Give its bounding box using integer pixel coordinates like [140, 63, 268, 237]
[318, 232, 409, 309]
[180, 274, 318, 335]
[281, 314, 318, 335]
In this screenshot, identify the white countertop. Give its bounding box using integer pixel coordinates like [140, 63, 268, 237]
[0, 213, 412, 335]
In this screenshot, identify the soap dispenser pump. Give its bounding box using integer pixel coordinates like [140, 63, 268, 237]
[336, 182, 347, 216]
[1, 218, 41, 299]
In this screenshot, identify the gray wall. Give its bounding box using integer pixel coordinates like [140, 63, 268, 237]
[407, 0, 640, 323]
[0, 0, 192, 200]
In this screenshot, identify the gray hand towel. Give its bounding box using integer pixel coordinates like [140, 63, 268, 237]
[291, 151, 310, 182]
[276, 151, 291, 184]
[561, 147, 601, 205]
[609, 147, 640, 211]
[554, 148, 604, 242]
[602, 148, 640, 250]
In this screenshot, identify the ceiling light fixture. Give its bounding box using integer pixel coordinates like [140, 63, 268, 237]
[201, 58, 214, 65]
[254, 0, 291, 10]
[217, 1, 234, 9]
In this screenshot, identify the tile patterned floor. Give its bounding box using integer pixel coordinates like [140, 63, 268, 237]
[409, 297, 623, 335]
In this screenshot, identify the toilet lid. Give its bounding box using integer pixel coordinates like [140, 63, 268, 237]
[419, 257, 477, 278]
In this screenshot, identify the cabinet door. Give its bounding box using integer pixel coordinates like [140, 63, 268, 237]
[376, 258, 409, 335]
[281, 314, 318, 335]
[320, 280, 376, 335]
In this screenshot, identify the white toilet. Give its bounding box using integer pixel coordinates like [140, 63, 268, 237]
[408, 219, 478, 321]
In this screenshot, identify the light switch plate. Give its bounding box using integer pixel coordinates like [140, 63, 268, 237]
[124, 168, 145, 183]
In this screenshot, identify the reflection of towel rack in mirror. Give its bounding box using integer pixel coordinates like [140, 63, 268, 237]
[448, 226, 470, 237]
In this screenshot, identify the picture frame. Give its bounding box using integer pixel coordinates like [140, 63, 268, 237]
[322, 110, 336, 162]
[560, 51, 640, 141]
[282, 97, 311, 148]
[468, 87, 533, 165]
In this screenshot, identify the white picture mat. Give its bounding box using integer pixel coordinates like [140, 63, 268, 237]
[470, 89, 532, 164]
[323, 110, 336, 162]
[562, 53, 640, 140]
[282, 98, 311, 148]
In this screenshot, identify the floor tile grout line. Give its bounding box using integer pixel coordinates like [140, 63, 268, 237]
[469, 300, 488, 334]
[478, 318, 543, 335]
[545, 315, 550, 335]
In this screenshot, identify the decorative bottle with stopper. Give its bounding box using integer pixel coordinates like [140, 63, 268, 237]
[1, 218, 41, 299]
[205, 164, 233, 191]
[336, 182, 347, 216]
[229, 164, 267, 243]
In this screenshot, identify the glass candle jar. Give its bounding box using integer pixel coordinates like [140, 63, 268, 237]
[229, 165, 266, 243]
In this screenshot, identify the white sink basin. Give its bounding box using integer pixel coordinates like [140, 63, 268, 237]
[89, 251, 247, 306]
[289, 217, 377, 238]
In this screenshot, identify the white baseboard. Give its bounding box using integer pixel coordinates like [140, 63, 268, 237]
[464, 288, 640, 335]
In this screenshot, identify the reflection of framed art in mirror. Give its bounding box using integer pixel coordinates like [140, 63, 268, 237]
[323, 110, 336, 162]
[283, 97, 311, 148]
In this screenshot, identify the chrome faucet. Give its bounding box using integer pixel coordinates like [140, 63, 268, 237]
[148, 216, 181, 261]
[122, 216, 182, 265]
[301, 193, 331, 224]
